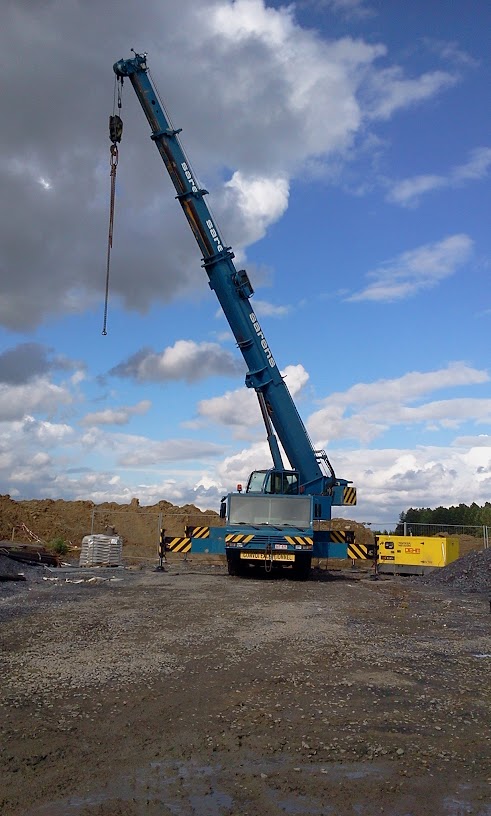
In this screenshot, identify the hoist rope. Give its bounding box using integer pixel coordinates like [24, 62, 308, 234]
[102, 143, 118, 335]
[102, 76, 123, 336]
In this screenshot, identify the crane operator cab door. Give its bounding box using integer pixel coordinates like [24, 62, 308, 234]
[246, 469, 299, 495]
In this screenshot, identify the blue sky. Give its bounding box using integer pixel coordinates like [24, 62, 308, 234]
[1, 0, 490, 525]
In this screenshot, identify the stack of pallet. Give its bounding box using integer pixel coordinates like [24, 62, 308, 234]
[79, 534, 123, 567]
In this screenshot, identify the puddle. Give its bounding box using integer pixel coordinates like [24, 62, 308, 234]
[23, 757, 380, 816]
[24, 756, 490, 816]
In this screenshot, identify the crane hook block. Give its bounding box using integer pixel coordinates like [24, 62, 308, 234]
[109, 115, 123, 144]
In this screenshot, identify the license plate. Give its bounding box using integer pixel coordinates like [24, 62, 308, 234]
[240, 552, 295, 562]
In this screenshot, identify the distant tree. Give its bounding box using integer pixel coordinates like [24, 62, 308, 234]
[397, 502, 489, 533]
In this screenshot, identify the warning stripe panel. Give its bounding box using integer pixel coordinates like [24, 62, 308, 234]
[284, 536, 313, 547]
[343, 487, 357, 506]
[348, 543, 375, 560]
[330, 530, 348, 543]
[185, 526, 210, 539]
[225, 533, 255, 544]
[165, 536, 192, 553]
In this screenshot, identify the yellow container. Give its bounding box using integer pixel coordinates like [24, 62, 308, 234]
[376, 535, 459, 575]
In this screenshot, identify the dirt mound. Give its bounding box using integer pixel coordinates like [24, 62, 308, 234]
[0, 494, 219, 561]
[421, 546, 491, 594]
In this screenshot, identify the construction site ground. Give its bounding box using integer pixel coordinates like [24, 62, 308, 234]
[1, 550, 491, 816]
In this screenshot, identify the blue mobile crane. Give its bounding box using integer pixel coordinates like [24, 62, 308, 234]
[112, 52, 356, 577]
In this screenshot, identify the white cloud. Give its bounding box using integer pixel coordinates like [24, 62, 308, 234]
[365, 67, 457, 121]
[453, 434, 491, 448]
[120, 436, 226, 467]
[110, 341, 244, 383]
[0, 0, 462, 329]
[0, 380, 73, 422]
[308, 362, 490, 446]
[348, 234, 473, 303]
[0, 369, 488, 524]
[192, 436, 491, 525]
[326, 362, 488, 408]
[67, 424, 228, 471]
[193, 364, 309, 437]
[250, 299, 291, 318]
[309, 0, 374, 21]
[20, 416, 74, 444]
[195, 388, 259, 433]
[453, 146, 491, 181]
[210, 0, 295, 46]
[341, 444, 491, 524]
[215, 440, 273, 488]
[423, 38, 479, 69]
[221, 172, 290, 256]
[387, 174, 445, 206]
[81, 400, 151, 427]
[388, 146, 491, 206]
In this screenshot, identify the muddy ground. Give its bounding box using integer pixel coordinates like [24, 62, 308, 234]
[1, 559, 491, 816]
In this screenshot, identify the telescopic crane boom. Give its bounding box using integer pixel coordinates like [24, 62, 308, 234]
[113, 51, 355, 520]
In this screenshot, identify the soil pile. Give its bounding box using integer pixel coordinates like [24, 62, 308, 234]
[0, 494, 219, 559]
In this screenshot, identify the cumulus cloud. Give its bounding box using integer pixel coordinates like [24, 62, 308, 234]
[220, 172, 290, 256]
[0, 343, 54, 385]
[0, 0, 460, 330]
[195, 388, 259, 432]
[0, 343, 84, 385]
[0, 367, 489, 523]
[453, 434, 491, 448]
[348, 234, 473, 302]
[109, 341, 244, 383]
[0, 380, 74, 422]
[20, 416, 74, 445]
[193, 364, 309, 437]
[340, 444, 491, 524]
[308, 362, 490, 446]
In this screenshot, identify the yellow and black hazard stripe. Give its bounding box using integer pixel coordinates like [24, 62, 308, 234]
[165, 536, 192, 553]
[330, 530, 349, 544]
[284, 535, 313, 547]
[342, 487, 357, 506]
[225, 533, 255, 545]
[348, 542, 377, 560]
[185, 525, 210, 539]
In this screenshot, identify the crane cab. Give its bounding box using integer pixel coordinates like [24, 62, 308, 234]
[245, 468, 299, 495]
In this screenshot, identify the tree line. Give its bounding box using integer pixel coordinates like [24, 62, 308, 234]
[395, 502, 491, 534]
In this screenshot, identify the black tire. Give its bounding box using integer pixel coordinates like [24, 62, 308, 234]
[227, 552, 246, 576]
[291, 554, 312, 580]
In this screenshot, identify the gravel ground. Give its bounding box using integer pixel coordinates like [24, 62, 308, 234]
[1, 558, 491, 816]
